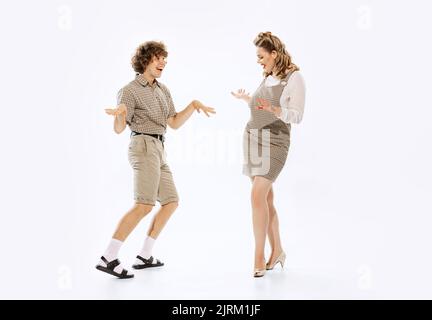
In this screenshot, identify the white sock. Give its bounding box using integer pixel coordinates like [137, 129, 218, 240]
[138, 236, 156, 259]
[99, 239, 130, 274]
[103, 238, 123, 261]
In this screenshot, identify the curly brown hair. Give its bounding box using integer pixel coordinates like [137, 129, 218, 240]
[131, 41, 168, 74]
[253, 32, 299, 78]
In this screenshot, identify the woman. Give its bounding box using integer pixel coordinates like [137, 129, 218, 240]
[232, 32, 306, 277]
[96, 41, 215, 279]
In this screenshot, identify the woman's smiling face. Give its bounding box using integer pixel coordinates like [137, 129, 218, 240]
[256, 46, 277, 74]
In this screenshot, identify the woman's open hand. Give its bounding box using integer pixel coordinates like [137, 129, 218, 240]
[231, 89, 251, 103]
[256, 98, 281, 117]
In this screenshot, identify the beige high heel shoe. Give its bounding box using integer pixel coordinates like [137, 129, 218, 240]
[253, 269, 266, 278]
[266, 252, 286, 270]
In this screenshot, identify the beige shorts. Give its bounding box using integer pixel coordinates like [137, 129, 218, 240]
[128, 135, 179, 206]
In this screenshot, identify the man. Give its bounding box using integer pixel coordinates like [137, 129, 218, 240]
[96, 41, 215, 279]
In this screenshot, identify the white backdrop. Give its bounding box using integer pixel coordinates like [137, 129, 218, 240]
[1, 0, 431, 299]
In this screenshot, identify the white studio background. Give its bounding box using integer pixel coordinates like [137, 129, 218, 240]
[0, 0, 431, 299]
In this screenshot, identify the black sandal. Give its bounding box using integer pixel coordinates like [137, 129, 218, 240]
[132, 255, 164, 269]
[95, 256, 134, 279]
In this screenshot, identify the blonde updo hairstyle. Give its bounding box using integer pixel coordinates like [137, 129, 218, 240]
[253, 31, 299, 78]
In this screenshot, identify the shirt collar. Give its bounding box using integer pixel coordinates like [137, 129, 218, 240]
[265, 75, 281, 87]
[266, 71, 293, 87]
[135, 73, 161, 88]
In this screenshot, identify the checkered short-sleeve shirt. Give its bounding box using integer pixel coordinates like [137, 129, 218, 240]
[117, 74, 177, 135]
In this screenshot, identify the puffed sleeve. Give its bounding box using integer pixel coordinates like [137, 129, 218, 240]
[278, 71, 306, 124]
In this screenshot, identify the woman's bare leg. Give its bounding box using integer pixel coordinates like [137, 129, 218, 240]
[266, 187, 284, 265]
[251, 176, 273, 270]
